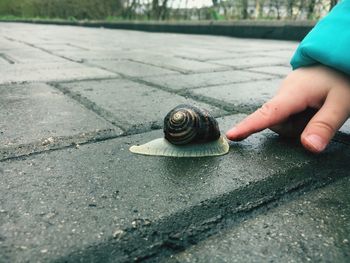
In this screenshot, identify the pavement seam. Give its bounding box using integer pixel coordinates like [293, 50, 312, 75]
[125, 57, 232, 75]
[130, 77, 239, 114]
[43, 50, 279, 117]
[82, 59, 182, 78]
[180, 89, 259, 114]
[4, 36, 81, 63]
[51, 82, 129, 130]
[0, 75, 122, 86]
[51, 79, 232, 133]
[5, 34, 283, 81]
[0, 53, 16, 64]
[46, 75, 122, 85]
[173, 48, 295, 62]
[51, 80, 186, 136]
[0, 128, 124, 162]
[82, 57, 278, 88]
[0, 72, 237, 162]
[209, 61, 290, 68]
[66, 43, 90, 51]
[48, 61, 235, 118]
[134, 75, 277, 106]
[243, 68, 289, 77]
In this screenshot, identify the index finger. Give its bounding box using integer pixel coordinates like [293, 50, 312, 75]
[226, 94, 308, 141]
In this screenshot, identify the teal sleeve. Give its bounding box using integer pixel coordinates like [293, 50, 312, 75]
[291, 0, 350, 75]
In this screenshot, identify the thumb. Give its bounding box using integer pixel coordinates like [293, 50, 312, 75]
[301, 89, 350, 153]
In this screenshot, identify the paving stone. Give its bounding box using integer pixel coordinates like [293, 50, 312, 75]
[339, 119, 350, 134]
[52, 50, 127, 62]
[253, 49, 297, 59]
[210, 56, 289, 68]
[171, 176, 350, 263]
[35, 43, 92, 52]
[1, 48, 68, 63]
[55, 49, 166, 63]
[0, 54, 12, 65]
[0, 62, 117, 84]
[87, 60, 179, 77]
[0, 114, 349, 262]
[0, 83, 119, 156]
[155, 46, 236, 62]
[0, 36, 30, 51]
[247, 65, 292, 77]
[142, 70, 272, 91]
[129, 54, 230, 73]
[198, 51, 278, 60]
[334, 119, 350, 145]
[207, 40, 298, 54]
[59, 78, 225, 131]
[190, 78, 282, 111]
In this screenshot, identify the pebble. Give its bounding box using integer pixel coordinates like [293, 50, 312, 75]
[113, 229, 125, 239]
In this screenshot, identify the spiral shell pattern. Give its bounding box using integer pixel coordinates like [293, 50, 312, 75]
[163, 104, 220, 145]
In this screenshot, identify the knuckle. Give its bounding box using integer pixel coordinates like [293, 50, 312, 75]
[310, 121, 336, 136]
[256, 102, 278, 125]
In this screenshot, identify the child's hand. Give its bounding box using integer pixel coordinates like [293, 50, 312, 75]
[226, 66, 350, 153]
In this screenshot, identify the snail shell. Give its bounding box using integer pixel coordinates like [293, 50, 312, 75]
[129, 104, 229, 157]
[163, 104, 220, 145]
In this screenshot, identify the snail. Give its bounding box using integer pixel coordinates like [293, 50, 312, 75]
[129, 104, 229, 157]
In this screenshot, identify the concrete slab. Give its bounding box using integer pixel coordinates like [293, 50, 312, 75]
[253, 49, 296, 59]
[55, 50, 166, 63]
[34, 43, 93, 52]
[1, 48, 68, 63]
[0, 62, 117, 85]
[0, 54, 13, 65]
[0, 114, 349, 262]
[58, 78, 226, 131]
[207, 41, 298, 54]
[87, 60, 179, 77]
[334, 120, 350, 146]
[0, 36, 31, 51]
[246, 65, 292, 77]
[210, 56, 289, 68]
[0, 83, 120, 160]
[142, 70, 273, 91]
[127, 54, 230, 74]
[190, 78, 282, 111]
[167, 47, 237, 61]
[52, 50, 129, 63]
[172, 176, 350, 263]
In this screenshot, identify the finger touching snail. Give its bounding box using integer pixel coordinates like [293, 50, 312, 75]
[129, 104, 229, 157]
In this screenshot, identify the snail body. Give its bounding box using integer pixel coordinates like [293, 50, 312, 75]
[130, 104, 229, 157]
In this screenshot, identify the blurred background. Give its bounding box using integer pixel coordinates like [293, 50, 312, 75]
[0, 0, 340, 21]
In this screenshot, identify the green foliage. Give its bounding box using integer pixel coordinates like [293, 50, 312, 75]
[210, 9, 219, 20]
[0, 0, 123, 20]
[0, 0, 336, 21]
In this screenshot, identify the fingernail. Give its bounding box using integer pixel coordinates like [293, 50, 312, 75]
[305, 134, 327, 152]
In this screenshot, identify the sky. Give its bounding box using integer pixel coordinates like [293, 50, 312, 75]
[167, 0, 214, 9]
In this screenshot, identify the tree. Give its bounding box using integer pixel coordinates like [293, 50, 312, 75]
[151, 0, 168, 20]
[241, 0, 248, 19]
[329, 0, 338, 11]
[307, 0, 317, 19]
[286, 0, 297, 19]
